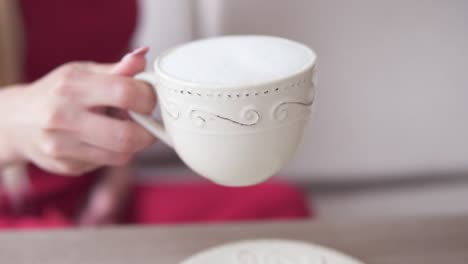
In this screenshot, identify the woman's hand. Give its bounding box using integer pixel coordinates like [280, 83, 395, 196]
[0, 48, 156, 175]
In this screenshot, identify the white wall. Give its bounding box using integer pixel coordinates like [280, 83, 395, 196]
[134, 0, 468, 181]
[133, 0, 194, 67]
[132, 0, 195, 157]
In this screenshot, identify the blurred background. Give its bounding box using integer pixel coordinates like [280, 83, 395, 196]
[132, 0, 468, 220]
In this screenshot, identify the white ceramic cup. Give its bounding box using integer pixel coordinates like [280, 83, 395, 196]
[130, 36, 317, 186]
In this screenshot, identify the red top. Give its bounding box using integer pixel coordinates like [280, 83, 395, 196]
[0, 0, 138, 218]
[21, 0, 137, 81]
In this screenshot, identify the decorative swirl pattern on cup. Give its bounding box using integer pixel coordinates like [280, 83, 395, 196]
[189, 110, 209, 128]
[263, 252, 298, 264]
[234, 250, 328, 264]
[162, 99, 180, 120]
[190, 106, 260, 128]
[239, 107, 261, 126]
[236, 250, 259, 264]
[272, 100, 314, 122]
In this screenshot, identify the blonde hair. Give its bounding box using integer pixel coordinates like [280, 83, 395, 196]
[0, 0, 23, 86]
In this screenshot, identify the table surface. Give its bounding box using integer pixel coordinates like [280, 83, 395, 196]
[1, 215, 467, 264]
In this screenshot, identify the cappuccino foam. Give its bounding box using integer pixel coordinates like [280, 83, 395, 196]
[158, 36, 315, 86]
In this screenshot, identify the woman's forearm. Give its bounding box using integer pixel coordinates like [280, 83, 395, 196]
[0, 85, 25, 167]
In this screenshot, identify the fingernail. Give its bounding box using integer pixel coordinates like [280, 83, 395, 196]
[122, 46, 150, 61]
[131, 46, 150, 56]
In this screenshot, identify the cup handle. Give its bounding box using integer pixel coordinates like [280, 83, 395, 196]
[129, 72, 173, 148]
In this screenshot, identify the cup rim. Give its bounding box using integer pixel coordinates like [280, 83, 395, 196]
[153, 35, 317, 91]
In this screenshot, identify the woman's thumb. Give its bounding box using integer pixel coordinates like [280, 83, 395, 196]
[111, 46, 149, 76]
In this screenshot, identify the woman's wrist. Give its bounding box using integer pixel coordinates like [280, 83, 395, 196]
[0, 84, 28, 167]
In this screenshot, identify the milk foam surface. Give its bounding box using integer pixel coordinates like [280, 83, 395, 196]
[158, 36, 315, 87]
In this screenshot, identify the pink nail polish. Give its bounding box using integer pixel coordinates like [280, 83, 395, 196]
[130, 46, 150, 56]
[121, 46, 149, 62]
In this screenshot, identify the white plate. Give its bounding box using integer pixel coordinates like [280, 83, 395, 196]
[180, 239, 365, 264]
